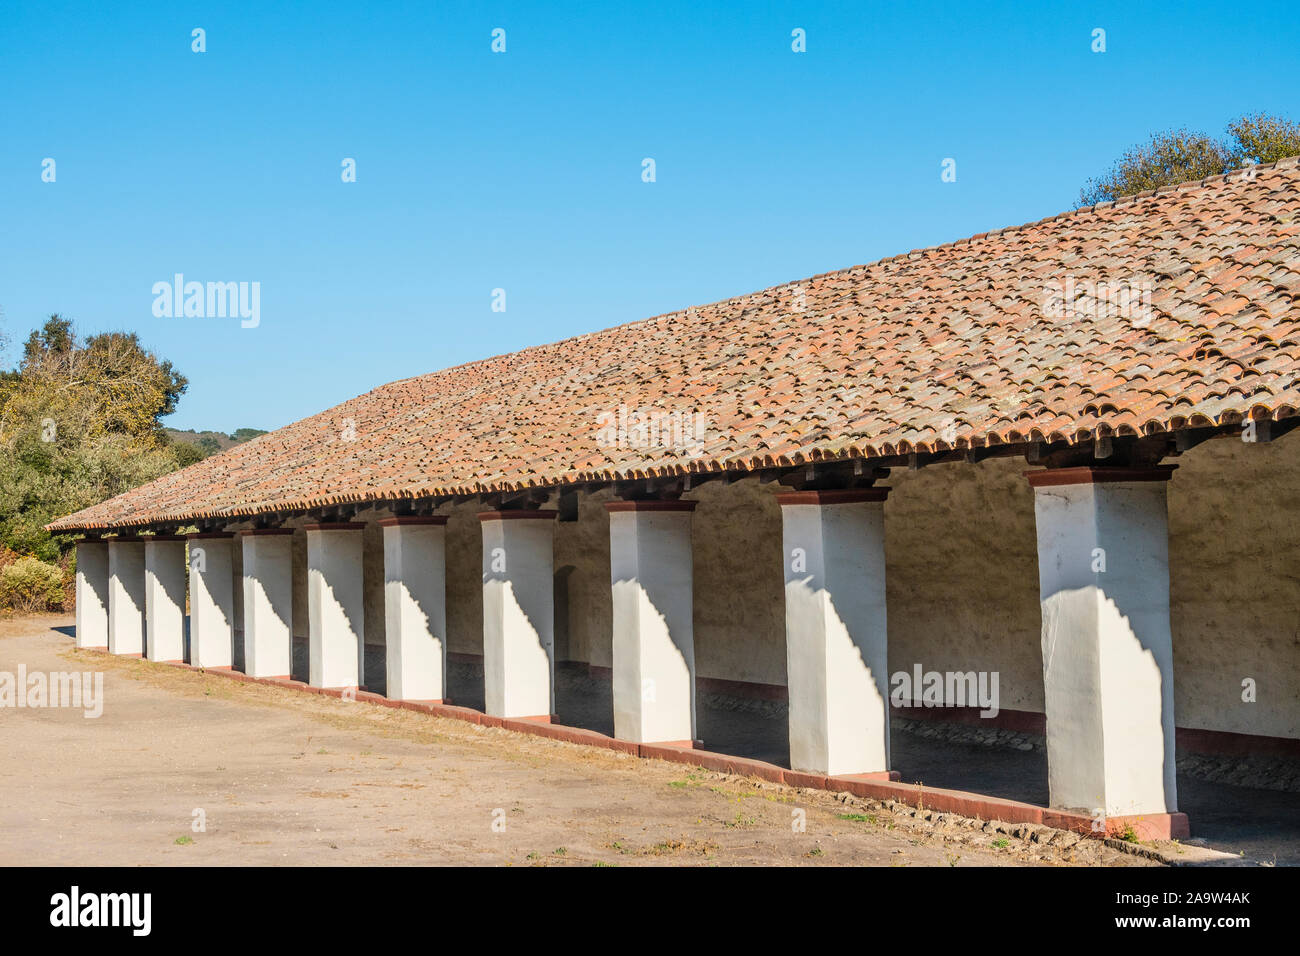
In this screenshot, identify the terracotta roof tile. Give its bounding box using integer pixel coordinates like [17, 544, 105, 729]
[49, 158, 1300, 531]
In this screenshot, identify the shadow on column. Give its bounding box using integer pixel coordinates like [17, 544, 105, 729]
[447, 654, 486, 712]
[364, 643, 386, 696]
[292, 637, 308, 683]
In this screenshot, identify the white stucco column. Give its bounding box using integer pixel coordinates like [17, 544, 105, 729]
[1030, 466, 1183, 831]
[107, 536, 146, 656]
[778, 489, 892, 778]
[144, 535, 187, 663]
[74, 538, 110, 649]
[306, 522, 365, 689]
[241, 529, 294, 679]
[607, 500, 697, 745]
[480, 510, 555, 720]
[187, 532, 235, 668]
[380, 516, 448, 702]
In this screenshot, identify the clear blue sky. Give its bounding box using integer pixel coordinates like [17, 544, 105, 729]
[1, 1, 1296, 431]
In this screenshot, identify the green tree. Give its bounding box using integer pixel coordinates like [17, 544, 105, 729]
[1080, 113, 1300, 206]
[0, 315, 192, 562]
[172, 440, 206, 467]
[1227, 113, 1300, 166]
[21, 315, 74, 363]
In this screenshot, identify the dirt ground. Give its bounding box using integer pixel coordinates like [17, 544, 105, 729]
[0, 614, 1158, 867]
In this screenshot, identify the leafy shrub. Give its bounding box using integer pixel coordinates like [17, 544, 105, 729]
[0, 556, 66, 612]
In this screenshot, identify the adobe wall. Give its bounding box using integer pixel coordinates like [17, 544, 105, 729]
[1166, 433, 1300, 739]
[444, 502, 484, 657]
[553, 489, 614, 667]
[883, 456, 1043, 714]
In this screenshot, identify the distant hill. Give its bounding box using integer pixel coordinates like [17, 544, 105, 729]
[164, 427, 268, 459]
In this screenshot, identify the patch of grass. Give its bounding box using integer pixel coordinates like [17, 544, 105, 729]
[669, 773, 710, 786]
[708, 785, 761, 801]
[807, 846, 824, 858]
[592, 861, 618, 867]
[836, 812, 877, 824]
[992, 838, 1010, 848]
[640, 838, 719, 857]
[1119, 825, 1139, 843]
[667, 772, 710, 790]
[553, 847, 567, 856]
[174, 836, 194, 846]
[723, 811, 756, 829]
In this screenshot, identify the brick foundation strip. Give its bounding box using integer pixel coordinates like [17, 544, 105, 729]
[90, 650, 1186, 842]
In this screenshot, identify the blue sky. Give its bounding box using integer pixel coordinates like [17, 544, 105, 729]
[1, 1, 1296, 431]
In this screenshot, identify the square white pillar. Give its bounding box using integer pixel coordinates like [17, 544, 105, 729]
[778, 489, 892, 777]
[306, 523, 365, 689]
[75, 539, 110, 649]
[241, 529, 294, 679]
[107, 537, 146, 656]
[144, 536, 187, 663]
[607, 500, 697, 745]
[480, 510, 555, 720]
[188, 533, 235, 668]
[380, 516, 448, 702]
[1030, 466, 1182, 828]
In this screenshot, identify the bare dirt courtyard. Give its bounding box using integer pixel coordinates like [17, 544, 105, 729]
[0, 614, 1161, 867]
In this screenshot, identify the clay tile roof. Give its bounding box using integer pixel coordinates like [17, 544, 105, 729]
[49, 158, 1300, 531]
